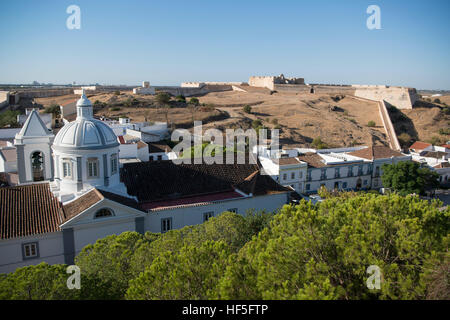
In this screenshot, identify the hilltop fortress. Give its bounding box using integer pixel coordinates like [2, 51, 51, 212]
[248, 74, 419, 110]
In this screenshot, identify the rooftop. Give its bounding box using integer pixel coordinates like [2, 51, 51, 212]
[347, 146, 405, 160]
[0, 183, 64, 240]
[120, 159, 289, 204]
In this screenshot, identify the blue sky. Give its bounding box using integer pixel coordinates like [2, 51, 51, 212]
[0, 0, 449, 89]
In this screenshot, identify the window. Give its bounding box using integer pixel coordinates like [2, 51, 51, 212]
[94, 208, 114, 219]
[306, 184, 311, 191]
[111, 154, 118, 175]
[282, 173, 287, 181]
[299, 172, 303, 179]
[348, 166, 354, 177]
[342, 182, 348, 189]
[375, 166, 380, 177]
[22, 242, 38, 259]
[161, 218, 172, 233]
[291, 172, 295, 179]
[203, 212, 214, 222]
[320, 169, 327, 180]
[62, 160, 72, 178]
[335, 168, 340, 178]
[363, 180, 368, 186]
[87, 158, 99, 178]
[228, 208, 238, 213]
[157, 155, 163, 161]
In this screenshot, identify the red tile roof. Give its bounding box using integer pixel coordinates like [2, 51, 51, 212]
[348, 146, 405, 160]
[63, 188, 145, 222]
[434, 162, 450, 169]
[0, 183, 65, 240]
[409, 141, 432, 151]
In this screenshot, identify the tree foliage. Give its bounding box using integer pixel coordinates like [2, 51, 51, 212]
[1, 194, 447, 300]
[217, 194, 449, 300]
[381, 161, 440, 195]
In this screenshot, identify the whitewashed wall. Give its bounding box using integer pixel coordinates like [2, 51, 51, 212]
[144, 193, 289, 233]
[0, 232, 64, 274]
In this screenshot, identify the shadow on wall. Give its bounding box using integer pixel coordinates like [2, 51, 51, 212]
[385, 102, 419, 149]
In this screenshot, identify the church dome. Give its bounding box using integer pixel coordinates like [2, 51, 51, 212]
[53, 90, 119, 151]
[53, 118, 119, 151]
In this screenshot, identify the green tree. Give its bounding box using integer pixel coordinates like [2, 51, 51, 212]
[0, 110, 20, 128]
[243, 105, 252, 114]
[175, 95, 186, 103]
[126, 241, 232, 300]
[44, 104, 61, 118]
[218, 194, 449, 300]
[74, 231, 148, 299]
[0, 263, 79, 300]
[188, 97, 200, 106]
[381, 161, 440, 195]
[155, 92, 171, 107]
[367, 120, 376, 127]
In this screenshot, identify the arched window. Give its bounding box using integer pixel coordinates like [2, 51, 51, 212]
[94, 208, 114, 219]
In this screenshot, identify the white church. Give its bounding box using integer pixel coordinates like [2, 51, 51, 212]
[0, 91, 290, 273]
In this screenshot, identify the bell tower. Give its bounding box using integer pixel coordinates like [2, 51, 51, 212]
[14, 109, 55, 184]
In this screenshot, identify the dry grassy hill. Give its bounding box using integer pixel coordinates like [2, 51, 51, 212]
[31, 90, 450, 149]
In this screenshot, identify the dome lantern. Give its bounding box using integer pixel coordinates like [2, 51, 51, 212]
[76, 89, 93, 119]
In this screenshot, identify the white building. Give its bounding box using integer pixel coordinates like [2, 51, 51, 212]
[409, 141, 450, 186]
[132, 81, 155, 95]
[258, 145, 412, 195]
[0, 91, 291, 273]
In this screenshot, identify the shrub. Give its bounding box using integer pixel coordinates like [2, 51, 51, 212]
[251, 119, 262, 129]
[243, 105, 252, 114]
[109, 107, 121, 111]
[367, 120, 376, 127]
[438, 128, 450, 136]
[398, 133, 412, 146]
[434, 98, 441, 104]
[189, 97, 200, 106]
[175, 95, 186, 103]
[312, 137, 328, 149]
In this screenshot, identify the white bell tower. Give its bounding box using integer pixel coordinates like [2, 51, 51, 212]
[14, 109, 55, 184]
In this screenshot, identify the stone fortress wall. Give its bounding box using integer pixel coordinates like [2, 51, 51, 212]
[249, 75, 419, 110]
[249, 74, 305, 91]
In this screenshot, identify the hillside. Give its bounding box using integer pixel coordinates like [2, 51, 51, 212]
[31, 90, 450, 149]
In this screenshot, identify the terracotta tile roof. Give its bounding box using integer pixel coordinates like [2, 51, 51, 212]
[347, 146, 405, 160]
[422, 151, 447, 159]
[137, 141, 147, 149]
[0, 148, 17, 162]
[0, 183, 65, 240]
[121, 159, 289, 203]
[297, 153, 326, 168]
[62, 188, 144, 222]
[148, 142, 172, 153]
[276, 157, 302, 165]
[434, 162, 450, 169]
[441, 144, 450, 149]
[409, 141, 432, 151]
